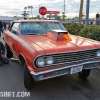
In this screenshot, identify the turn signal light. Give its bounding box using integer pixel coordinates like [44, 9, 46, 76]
[44, 73, 52, 78]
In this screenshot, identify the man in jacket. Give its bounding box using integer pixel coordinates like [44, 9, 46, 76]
[0, 41, 9, 66]
[95, 13, 100, 25]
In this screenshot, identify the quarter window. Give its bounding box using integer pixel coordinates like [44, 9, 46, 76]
[11, 23, 19, 35]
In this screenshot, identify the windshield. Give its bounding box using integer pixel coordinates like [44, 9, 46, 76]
[20, 22, 67, 35]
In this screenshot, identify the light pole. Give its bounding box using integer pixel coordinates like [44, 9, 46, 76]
[63, 0, 65, 22]
[85, 0, 90, 26]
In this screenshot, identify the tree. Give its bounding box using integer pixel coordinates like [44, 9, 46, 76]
[79, 0, 84, 23]
[36, 15, 41, 19]
[52, 14, 61, 20]
[24, 5, 34, 18]
[24, 6, 27, 11]
[30, 5, 33, 18]
[47, 14, 53, 19]
[62, 12, 66, 21]
[27, 6, 31, 18]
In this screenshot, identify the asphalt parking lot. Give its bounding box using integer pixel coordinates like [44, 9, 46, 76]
[0, 37, 100, 100]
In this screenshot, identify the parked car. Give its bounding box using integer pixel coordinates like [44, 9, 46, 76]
[3, 19, 100, 89]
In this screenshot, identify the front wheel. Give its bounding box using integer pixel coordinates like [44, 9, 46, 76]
[78, 69, 91, 79]
[24, 64, 34, 89]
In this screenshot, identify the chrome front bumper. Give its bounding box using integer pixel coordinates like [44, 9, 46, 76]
[30, 60, 100, 81]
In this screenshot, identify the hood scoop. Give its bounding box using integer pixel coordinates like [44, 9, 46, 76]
[46, 30, 72, 41]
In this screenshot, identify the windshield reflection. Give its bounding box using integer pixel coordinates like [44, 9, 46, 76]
[20, 22, 67, 35]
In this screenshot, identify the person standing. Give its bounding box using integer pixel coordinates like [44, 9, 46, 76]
[3, 21, 7, 30]
[2, 21, 7, 35]
[0, 41, 9, 66]
[95, 13, 100, 25]
[0, 21, 3, 36]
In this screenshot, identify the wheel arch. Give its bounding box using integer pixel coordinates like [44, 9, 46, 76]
[5, 43, 13, 58]
[19, 54, 26, 65]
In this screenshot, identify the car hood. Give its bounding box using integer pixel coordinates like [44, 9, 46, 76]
[24, 35, 100, 54]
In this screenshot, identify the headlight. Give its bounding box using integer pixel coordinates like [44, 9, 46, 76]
[46, 56, 54, 65]
[36, 57, 45, 67]
[97, 51, 100, 57]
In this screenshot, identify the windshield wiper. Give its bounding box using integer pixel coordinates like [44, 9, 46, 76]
[26, 33, 37, 35]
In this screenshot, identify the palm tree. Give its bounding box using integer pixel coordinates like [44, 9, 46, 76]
[30, 5, 33, 18]
[36, 15, 40, 19]
[62, 12, 66, 21]
[79, 0, 84, 23]
[24, 6, 27, 11]
[27, 6, 31, 18]
[47, 14, 52, 19]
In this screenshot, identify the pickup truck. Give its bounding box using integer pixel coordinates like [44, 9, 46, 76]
[3, 19, 100, 89]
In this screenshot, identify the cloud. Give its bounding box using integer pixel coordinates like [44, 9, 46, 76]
[0, 0, 100, 18]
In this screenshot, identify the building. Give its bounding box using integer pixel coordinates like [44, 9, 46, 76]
[0, 16, 23, 22]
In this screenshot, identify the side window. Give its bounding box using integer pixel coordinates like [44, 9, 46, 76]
[11, 23, 19, 35]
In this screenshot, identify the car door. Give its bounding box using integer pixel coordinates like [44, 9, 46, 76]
[8, 22, 20, 56]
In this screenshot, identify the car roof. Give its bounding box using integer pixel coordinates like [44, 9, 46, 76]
[13, 19, 60, 23]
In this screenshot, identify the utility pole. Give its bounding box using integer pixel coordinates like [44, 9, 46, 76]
[63, 0, 65, 21]
[79, 0, 84, 23]
[85, 0, 90, 26]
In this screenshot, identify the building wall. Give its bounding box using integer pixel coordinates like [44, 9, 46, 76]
[0, 16, 23, 21]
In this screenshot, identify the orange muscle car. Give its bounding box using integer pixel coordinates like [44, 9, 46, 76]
[3, 20, 100, 89]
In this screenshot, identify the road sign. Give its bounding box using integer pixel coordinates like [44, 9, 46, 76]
[46, 11, 60, 14]
[39, 6, 47, 15]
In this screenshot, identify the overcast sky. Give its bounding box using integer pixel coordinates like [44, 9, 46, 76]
[0, 0, 100, 18]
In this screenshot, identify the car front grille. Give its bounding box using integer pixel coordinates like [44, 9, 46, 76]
[50, 49, 100, 65]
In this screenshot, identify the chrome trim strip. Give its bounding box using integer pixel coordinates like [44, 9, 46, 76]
[84, 67, 97, 69]
[40, 72, 69, 80]
[35, 48, 100, 57]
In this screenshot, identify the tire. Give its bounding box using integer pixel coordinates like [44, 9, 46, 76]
[5, 44, 13, 58]
[24, 64, 34, 89]
[78, 69, 91, 79]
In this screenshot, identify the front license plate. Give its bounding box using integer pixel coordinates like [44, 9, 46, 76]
[70, 65, 83, 74]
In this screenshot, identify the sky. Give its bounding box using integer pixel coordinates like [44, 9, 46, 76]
[0, 0, 100, 18]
